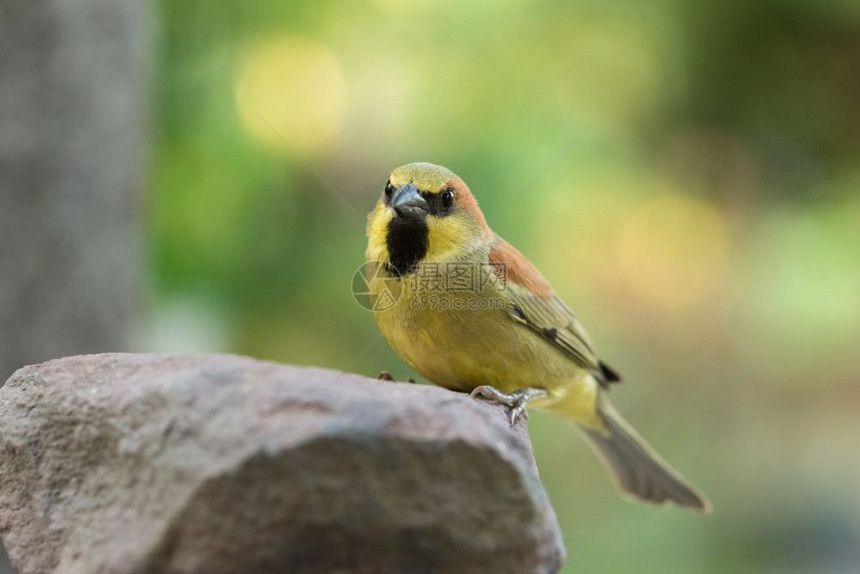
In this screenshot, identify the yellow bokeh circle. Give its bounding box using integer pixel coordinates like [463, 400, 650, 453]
[617, 194, 730, 309]
[235, 37, 347, 156]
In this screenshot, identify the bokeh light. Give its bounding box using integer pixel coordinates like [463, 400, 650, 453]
[616, 194, 730, 309]
[235, 37, 347, 156]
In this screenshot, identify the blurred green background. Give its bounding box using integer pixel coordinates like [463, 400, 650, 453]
[147, 1, 860, 572]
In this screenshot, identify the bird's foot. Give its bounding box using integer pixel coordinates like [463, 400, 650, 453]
[377, 371, 416, 383]
[469, 385, 549, 425]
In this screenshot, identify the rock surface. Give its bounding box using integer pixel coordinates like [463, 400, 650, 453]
[0, 354, 565, 574]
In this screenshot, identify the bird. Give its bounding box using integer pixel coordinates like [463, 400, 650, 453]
[364, 161, 711, 512]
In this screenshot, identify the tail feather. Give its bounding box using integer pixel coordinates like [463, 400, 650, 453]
[581, 401, 712, 512]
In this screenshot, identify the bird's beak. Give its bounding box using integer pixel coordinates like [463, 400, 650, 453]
[390, 182, 428, 220]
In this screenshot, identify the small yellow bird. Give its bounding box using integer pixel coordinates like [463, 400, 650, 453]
[365, 162, 710, 511]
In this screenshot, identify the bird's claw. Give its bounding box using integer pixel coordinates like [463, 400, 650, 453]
[377, 371, 417, 384]
[470, 385, 549, 425]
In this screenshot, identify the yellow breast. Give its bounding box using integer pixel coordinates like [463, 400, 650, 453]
[364, 257, 602, 428]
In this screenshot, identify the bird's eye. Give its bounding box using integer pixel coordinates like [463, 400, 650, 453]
[441, 188, 455, 209]
[384, 181, 395, 199]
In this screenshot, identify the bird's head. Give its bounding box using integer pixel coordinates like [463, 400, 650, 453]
[366, 162, 491, 275]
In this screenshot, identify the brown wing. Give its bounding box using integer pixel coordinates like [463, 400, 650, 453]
[488, 236, 622, 386]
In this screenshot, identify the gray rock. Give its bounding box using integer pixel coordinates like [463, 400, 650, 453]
[0, 354, 565, 574]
